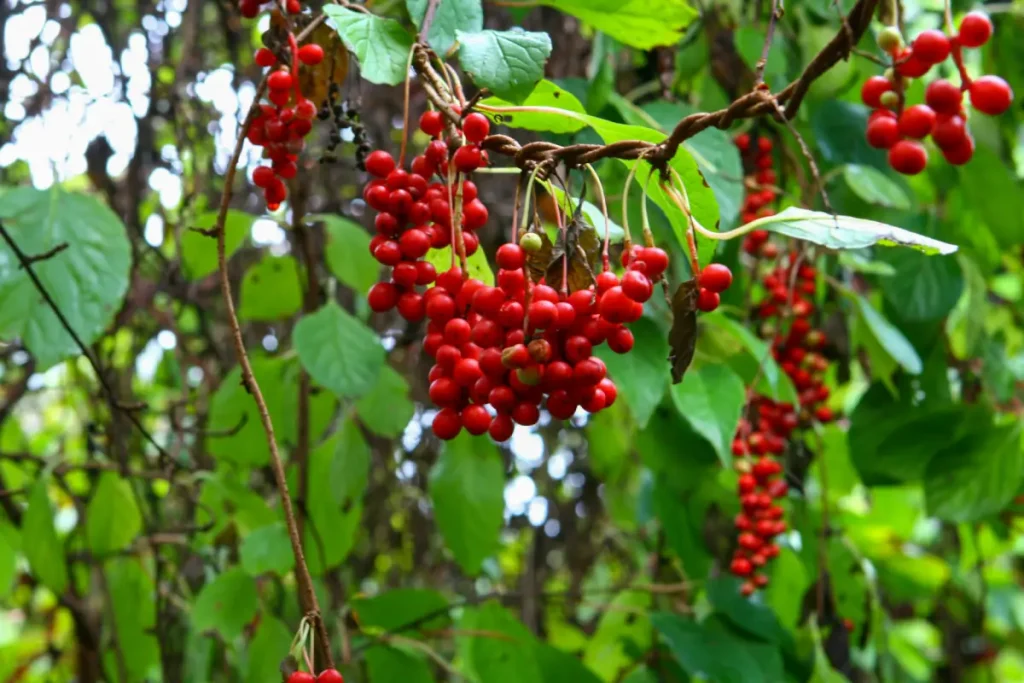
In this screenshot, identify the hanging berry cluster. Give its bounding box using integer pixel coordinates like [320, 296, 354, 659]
[239, 0, 326, 209]
[728, 135, 835, 595]
[287, 667, 343, 683]
[861, 11, 1012, 175]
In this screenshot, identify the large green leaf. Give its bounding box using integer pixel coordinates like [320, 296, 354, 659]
[455, 29, 552, 104]
[651, 613, 784, 683]
[352, 588, 451, 632]
[699, 313, 798, 404]
[428, 433, 504, 575]
[238, 255, 303, 322]
[0, 186, 131, 369]
[293, 302, 385, 399]
[463, 602, 544, 682]
[877, 239, 964, 322]
[595, 317, 669, 429]
[743, 207, 958, 255]
[536, 643, 602, 683]
[22, 477, 67, 595]
[86, 472, 142, 554]
[811, 101, 887, 169]
[324, 6, 415, 86]
[480, 80, 587, 134]
[105, 558, 161, 682]
[841, 164, 911, 210]
[365, 645, 436, 682]
[406, 0, 482, 55]
[181, 210, 253, 280]
[317, 214, 380, 295]
[706, 577, 787, 644]
[244, 616, 293, 683]
[583, 590, 652, 678]
[538, 0, 697, 50]
[670, 363, 746, 467]
[959, 145, 1024, 248]
[924, 423, 1024, 522]
[355, 364, 415, 437]
[240, 523, 294, 576]
[191, 567, 260, 640]
[853, 295, 922, 375]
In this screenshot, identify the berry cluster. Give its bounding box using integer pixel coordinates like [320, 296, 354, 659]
[734, 133, 779, 259]
[240, 0, 303, 18]
[287, 669, 343, 683]
[861, 12, 1012, 174]
[240, 0, 327, 209]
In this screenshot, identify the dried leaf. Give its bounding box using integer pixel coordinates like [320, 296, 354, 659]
[546, 209, 601, 293]
[669, 279, 699, 383]
[523, 229, 555, 283]
[299, 22, 349, 107]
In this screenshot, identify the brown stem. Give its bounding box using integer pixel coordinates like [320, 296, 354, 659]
[754, 0, 784, 85]
[212, 76, 334, 669]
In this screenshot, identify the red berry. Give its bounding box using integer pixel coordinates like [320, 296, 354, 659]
[429, 378, 462, 407]
[452, 144, 483, 172]
[367, 282, 397, 312]
[734, 133, 750, 151]
[598, 378, 617, 406]
[295, 99, 317, 120]
[547, 390, 578, 420]
[620, 270, 653, 302]
[432, 408, 463, 440]
[969, 75, 1013, 116]
[931, 115, 967, 148]
[252, 165, 275, 188]
[941, 133, 975, 165]
[860, 76, 892, 108]
[444, 318, 473, 345]
[462, 112, 491, 143]
[888, 140, 928, 175]
[528, 300, 558, 329]
[392, 262, 418, 288]
[911, 29, 951, 64]
[265, 178, 287, 205]
[958, 11, 993, 48]
[420, 110, 445, 137]
[298, 44, 325, 65]
[637, 247, 669, 276]
[696, 288, 720, 312]
[496, 243, 525, 270]
[239, 0, 260, 18]
[267, 69, 293, 91]
[463, 199, 489, 230]
[925, 79, 963, 116]
[698, 263, 733, 293]
[317, 669, 345, 683]
[373, 240, 402, 266]
[365, 150, 396, 178]
[512, 401, 540, 426]
[397, 292, 425, 321]
[454, 358, 483, 386]
[898, 104, 937, 139]
[254, 47, 276, 67]
[425, 139, 449, 165]
[895, 48, 931, 78]
[740, 581, 756, 596]
[607, 326, 634, 354]
[489, 413, 515, 441]
[730, 557, 753, 577]
[288, 674, 316, 683]
[462, 405, 492, 435]
[598, 287, 633, 323]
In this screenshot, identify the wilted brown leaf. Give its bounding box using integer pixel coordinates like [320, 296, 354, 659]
[669, 279, 699, 383]
[545, 207, 601, 293]
[299, 22, 348, 107]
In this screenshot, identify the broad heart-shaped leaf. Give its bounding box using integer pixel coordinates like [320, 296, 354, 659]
[651, 613, 784, 683]
[463, 602, 544, 681]
[238, 255, 302, 322]
[0, 186, 131, 370]
[191, 567, 260, 641]
[23, 477, 68, 595]
[744, 207, 958, 255]
[293, 302, 385, 399]
[316, 214, 379, 295]
[670, 363, 746, 467]
[355, 364, 414, 437]
[539, 0, 697, 50]
[407, 0, 482, 55]
[244, 616, 293, 683]
[105, 558, 161, 682]
[365, 645, 436, 682]
[86, 472, 142, 554]
[455, 28, 552, 104]
[428, 432, 504, 575]
[425, 242, 494, 285]
[595, 317, 669, 429]
[841, 164, 911, 210]
[206, 354, 336, 466]
[239, 523, 294, 576]
[924, 423, 1024, 522]
[853, 295, 922, 374]
[480, 80, 586, 134]
[181, 210, 253, 280]
[352, 588, 451, 633]
[324, 6, 414, 86]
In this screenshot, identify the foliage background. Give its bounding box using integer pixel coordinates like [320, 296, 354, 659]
[0, 0, 1022, 681]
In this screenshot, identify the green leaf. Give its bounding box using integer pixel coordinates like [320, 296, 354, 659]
[455, 28, 552, 104]
[583, 590, 652, 677]
[365, 645, 436, 682]
[744, 207, 958, 255]
[699, 313, 798, 404]
[206, 354, 337, 466]
[86, 472, 142, 554]
[105, 558, 161, 682]
[538, 0, 697, 50]
[481, 80, 587, 134]
[651, 613, 784, 683]
[425, 243, 494, 286]
[293, 302, 385, 399]
[595, 317, 669, 429]
[535, 643, 602, 683]
[23, 477, 67, 594]
[428, 433, 504, 575]
[240, 523, 295, 576]
[355, 364, 415, 437]
[812, 101, 886, 169]
[181, 210, 253, 280]
[670, 364, 746, 467]
[735, 26, 789, 91]
[0, 522, 18, 596]
[407, 0, 482, 55]
[841, 164, 911, 209]
[238, 255, 303, 321]
[352, 588, 451, 632]
[0, 186, 132, 370]
[192, 567, 260, 641]
[924, 424, 1024, 522]
[244, 616, 294, 683]
[706, 577, 787, 644]
[324, 6, 415, 86]
[317, 214, 380, 295]
[464, 602, 544, 681]
[853, 295, 922, 374]
[959, 145, 1024, 248]
[877, 239, 964, 322]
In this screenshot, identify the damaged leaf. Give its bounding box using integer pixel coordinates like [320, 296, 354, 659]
[669, 279, 699, 383]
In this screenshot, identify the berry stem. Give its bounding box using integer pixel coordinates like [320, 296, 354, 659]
[398, 44, 418, 167]
[288, 32, 301, 103]
[639, 173, 655, 248]
[661, 173, 701, 275]
[584, 163, 612, 271]
[620, 160, 641, 259]
[448, 167, 469, 273]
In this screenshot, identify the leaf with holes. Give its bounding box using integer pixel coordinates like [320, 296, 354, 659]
[743, 207, 958, 255]
[407, 0, 482, 55]
[669, 279, 699, 383]
[455, 28, 552, 104]
[294, 302, 385, 399]
[324, 6, 415, 86]
[0, 186, 131, 370]
[238, 255, 303, 322]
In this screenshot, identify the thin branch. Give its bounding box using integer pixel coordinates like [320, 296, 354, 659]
[754, 0, 785, 85]
[419, 0, 443, 45]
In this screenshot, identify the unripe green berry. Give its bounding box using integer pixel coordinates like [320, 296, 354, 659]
[879, 91, 900, 109]
[882, 67, 896, 82]
[877, 26, 904, 54]
[519, 232, 543, 253]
